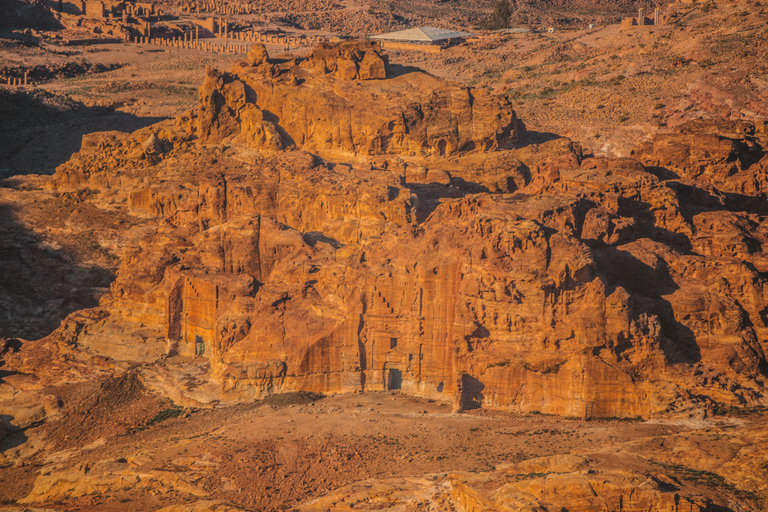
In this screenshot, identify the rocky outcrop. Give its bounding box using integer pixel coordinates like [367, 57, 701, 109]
[156, 502, 252, 512]
[297, 454, 734, 512]
[38, 109, 768, 421]
[186, 42, 519, 157]
[6, 41, 768, 421]
[301, 40, 388, 80]
[18, 459, 208, 504]
[632, 119, 768, 197]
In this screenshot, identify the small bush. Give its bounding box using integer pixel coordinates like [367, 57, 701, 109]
[146, 407, 184, 427]
[478, 0, 512, 30]
[537, 86, 556, 98]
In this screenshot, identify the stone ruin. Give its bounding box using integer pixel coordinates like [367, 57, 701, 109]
[621, 7, 662, 28]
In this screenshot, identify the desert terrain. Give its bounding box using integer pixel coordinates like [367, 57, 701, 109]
[1, 0, 768, 510]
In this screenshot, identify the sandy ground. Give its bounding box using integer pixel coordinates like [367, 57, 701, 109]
[6, 381, 760, 511]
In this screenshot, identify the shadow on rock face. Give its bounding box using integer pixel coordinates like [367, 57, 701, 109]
[0, 0, 63, 31]
[595, 246, 704, 365]
[514, 129, 563, 149]
[0, 201, 115, 339]
[459, 373, 485, 411]
[0, 360, 28, 450]
[0, 89, 166, 176]
[0, 414, 28, 452]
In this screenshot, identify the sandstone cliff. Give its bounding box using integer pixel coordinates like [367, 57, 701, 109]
[6, 41, 768, 423]
[181, 42, 519, 158]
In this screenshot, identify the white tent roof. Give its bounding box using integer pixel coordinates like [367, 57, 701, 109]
[370, 26, 474, 43]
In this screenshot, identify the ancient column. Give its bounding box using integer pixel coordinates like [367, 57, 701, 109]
[638, 8, 644, 26]
[654, 8, 660, 25]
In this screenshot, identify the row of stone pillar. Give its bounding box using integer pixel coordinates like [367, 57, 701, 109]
[637, 7, 661, 25]
[129, 34, 249, 54]
[235, 30, 327, 48]
[193, 2, 252, 15]
[2, 71, 29, 86]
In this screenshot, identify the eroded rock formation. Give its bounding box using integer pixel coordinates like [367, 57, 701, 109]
[181, 42, 519, 157]
[298, 454, 728, 512]
[4, 42, 768, 426]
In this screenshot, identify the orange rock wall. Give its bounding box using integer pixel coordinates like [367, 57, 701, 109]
[190, 43, 519, 158]
[48, 47, 768, 419]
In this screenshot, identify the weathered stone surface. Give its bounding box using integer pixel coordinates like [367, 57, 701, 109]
[633, 119, 768, 197]
[42, 124, 768, 420]
[297, 454, 726, 512]
[18, 459, 208, 504]
[188, 42, 518, 158]
[302, 40, 387, 80]
[8, 42, 768, 422]
[156, 502, 252, 512]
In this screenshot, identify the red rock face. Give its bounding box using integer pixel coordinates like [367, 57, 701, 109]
[185, 43, 519, 157]
[43, 43, 768, 419]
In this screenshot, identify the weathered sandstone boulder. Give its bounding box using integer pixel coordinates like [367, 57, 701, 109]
[301, 40, 388, 80]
